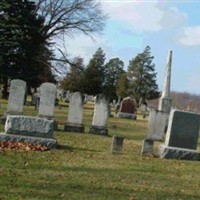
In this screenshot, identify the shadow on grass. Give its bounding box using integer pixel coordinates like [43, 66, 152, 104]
[57, 144, 100, 153]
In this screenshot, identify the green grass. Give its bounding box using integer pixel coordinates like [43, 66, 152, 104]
[0, 100, 200, 200]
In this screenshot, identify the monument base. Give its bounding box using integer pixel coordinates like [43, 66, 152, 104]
[117, 112, 137, 120]
[89, 125, 108, 136]
[64, 123, 84, 133]
[0, 133, 57, 149]
[158, 144, 200, 161]
[158, 97, 171, 113]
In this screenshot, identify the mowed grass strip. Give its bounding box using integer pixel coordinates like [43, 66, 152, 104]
[0, 99, 200, 200]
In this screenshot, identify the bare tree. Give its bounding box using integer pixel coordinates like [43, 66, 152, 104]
[35, 0, 106, 40]
[34, 0, 107, 75]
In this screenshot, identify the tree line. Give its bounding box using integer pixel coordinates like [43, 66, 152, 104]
[60, 46, 160, 104]
[148, 91, 200, 113]
[0, 0, 160, 104]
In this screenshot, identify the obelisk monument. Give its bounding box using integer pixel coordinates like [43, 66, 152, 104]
[158, 50, 172, 113]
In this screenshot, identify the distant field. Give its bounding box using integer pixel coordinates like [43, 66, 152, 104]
[0, 99, 200, 200]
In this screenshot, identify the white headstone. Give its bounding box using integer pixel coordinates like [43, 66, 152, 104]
[38, 83, 57, 118]
[146, 110, 168, 141]
[92, 95, 108, 127]
[7, 79, 26, 115]
[68, 92, 83, 124]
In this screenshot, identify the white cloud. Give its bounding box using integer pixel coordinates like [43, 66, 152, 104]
[178, 26, 200, 46]
[159, 7, 187, 29]
[101, 1, 187, 32]
[62, 34, 117, 64]
[102, 1, 162, 32]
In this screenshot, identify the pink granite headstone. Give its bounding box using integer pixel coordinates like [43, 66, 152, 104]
[117, 97, 137, 119]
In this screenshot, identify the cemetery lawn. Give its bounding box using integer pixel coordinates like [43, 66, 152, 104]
[0, 101, 200, 200]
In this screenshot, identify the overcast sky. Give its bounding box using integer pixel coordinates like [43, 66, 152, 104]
[63, 0, 200, 95]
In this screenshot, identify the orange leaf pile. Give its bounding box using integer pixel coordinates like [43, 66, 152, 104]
[0, 141, 49, 151]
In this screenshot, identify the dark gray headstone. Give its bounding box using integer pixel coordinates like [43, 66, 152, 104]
[158, 109, 200, 160]
[165, 109, 200, 150]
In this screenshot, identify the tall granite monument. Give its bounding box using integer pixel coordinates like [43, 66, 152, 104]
[158, 50, 172, 113]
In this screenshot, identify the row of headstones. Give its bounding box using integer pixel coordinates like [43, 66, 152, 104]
[66, 92, 109, 135]
[141, 108, 200, 161]
[3, 79, 138, 133]
[0, 79, 113, 149]
[0, 79, 137, 151]
[3, 79, 56, 119]
[1, 79, 111, 134]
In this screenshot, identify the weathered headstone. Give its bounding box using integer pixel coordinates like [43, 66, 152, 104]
[141, 139, 154, 156]
[89, 94, 109, 135]
[6, 79, 26, 115]
[64, 92, 84, 133]
[111, 135, 124, 154]
[141, 109, 168, 155]
[158, 109, 200, 160]
[146, 110, 168, 141]
[158, 50, 172, 113]
[5, 115, 54, 138]
[0, 115, 57, 148]
[117, 96, 137, 119]
[38, 83, 57, 119]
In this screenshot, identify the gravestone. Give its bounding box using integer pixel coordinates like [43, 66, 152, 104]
[64, 92, 84, 133]
[146, 110, 168, 141]
[0, 115, 57, 148]
[1, 79, 26, 124]
[158, 109, 200, 160]
[6, 79, 26, 115]
[141, 139, 154, 156]
[5, 115, 54, 138]
[89, 94, 109, 135]
[141, 109, 168, 155]
[38, 83, 57, 119]
[111, 135, 124, 154]
[117, 96, 137, 119]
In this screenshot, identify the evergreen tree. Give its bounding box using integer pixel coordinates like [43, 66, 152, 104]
[60, 57, 85, 92]
[104, 58, 125, 100]
[116, 73, 129, 99]
[0, 0, 55, 98]
[127, 46, 159, 104]
[82, 48, 105, 95]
